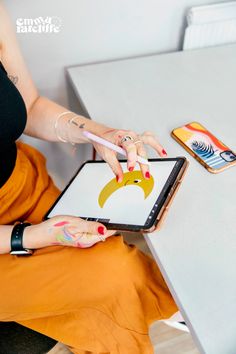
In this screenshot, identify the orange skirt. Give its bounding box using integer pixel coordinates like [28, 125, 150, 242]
[0, 142, 177, 354]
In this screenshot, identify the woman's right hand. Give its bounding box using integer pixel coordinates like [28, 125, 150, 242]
[24, 215, 115, 249]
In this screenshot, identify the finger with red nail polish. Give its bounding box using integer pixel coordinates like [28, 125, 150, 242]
[141, 132, 167, 157]
[162, 149, 167, 156]
[101, 150, 123, 182]
[121, 141, 137, 171]
[145, 171, 151, 179]
[97, 226, 105, 235]
[116, 175, 122, 183]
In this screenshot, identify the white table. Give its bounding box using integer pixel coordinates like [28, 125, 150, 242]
[66, 44, 236, 354]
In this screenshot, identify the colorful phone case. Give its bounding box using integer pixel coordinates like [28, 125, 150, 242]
[171, 122, 236, 173]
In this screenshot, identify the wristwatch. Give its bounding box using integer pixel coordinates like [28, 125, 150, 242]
[10, 222, 34, 255]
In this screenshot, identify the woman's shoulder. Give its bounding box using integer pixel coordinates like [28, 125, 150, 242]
[0, 2, 8, 29]
[0, 3, 14, 53]
[0, 3, 20, 70]
[0, 3, 4, 59]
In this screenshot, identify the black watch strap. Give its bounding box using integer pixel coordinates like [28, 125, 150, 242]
[10, 222, 33, 255]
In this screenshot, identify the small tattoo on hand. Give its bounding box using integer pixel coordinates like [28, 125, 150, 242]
[53, 221, 69, 227]
[79, 123, 85, 129]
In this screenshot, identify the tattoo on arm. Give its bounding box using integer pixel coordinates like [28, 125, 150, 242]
[8, 75, 18, 85]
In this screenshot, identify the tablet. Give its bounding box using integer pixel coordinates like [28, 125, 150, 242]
[45, 158, 188, 232]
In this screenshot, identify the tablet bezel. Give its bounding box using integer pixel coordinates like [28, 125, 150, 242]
[44, 157, 187, 232]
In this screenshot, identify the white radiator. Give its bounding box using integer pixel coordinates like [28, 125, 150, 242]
[183, 1, 236, 50]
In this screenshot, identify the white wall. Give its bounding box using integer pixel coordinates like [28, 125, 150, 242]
[4, 0, 229, 105]
[4, 0, 229, 187]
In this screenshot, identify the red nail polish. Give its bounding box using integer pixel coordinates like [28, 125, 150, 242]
[116, 175, 122, 183]
[145, 171, 150, 179]
[129, 166, 134, 172]
[98, 226, 105, 235]
[162, 149, 167, 155]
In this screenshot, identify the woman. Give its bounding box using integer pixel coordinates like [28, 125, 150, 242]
[0, 3, 177, 353]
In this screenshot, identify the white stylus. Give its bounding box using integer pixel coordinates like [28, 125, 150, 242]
[82, 130, 150, 166]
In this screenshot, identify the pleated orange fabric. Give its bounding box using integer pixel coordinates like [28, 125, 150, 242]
[0, 142, 177, 354]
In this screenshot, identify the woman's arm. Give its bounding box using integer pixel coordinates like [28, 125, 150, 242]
[0, 226, 14, 254]
[0, 3, 166, 180]
[0, 216, 114, 255]
[0, 225, 47, 254]
[24, 96, 111, 143]
[0, 3, 38, 115]
[0, 3, 111, 143]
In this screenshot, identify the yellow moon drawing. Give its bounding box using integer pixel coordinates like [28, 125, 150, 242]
[98, 170, 154, 208]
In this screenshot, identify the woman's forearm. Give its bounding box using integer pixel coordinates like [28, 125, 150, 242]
[0, 225, 14, 254]
[0, 225, 51, 254]
[24, 96, 113, 143]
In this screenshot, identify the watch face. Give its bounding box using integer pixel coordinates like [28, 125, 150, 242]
[10, 249, 33, 255]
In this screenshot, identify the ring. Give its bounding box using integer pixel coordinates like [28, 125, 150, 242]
[133, 140, 142, 145]
[120, 135, 134, 144]
[98, 234, 106, 242]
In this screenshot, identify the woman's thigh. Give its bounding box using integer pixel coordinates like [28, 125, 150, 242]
[0, 233, 176, 322]
[0, 236, 144, 318]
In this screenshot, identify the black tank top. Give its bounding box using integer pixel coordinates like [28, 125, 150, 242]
[0, 61, 27, 187]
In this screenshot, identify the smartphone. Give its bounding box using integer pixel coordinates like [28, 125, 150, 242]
[44, 158, 189, 233]
[171, 122, 236, 173]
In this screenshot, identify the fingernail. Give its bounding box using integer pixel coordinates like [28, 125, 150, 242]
[162, 149, 167, 155]
[98, 226, 105, 235]
[116, 175, 122, 183]
[145, 171, 150, 179]
[129, 166, 134, 172]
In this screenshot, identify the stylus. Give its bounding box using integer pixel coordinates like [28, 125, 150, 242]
[82, 130, 150, 166]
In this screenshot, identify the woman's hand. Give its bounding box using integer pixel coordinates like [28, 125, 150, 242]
[24, 216, 115, 249]
[93, 129, 167, 182]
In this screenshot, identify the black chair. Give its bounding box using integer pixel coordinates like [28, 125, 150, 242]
[0, 322, 57, 354]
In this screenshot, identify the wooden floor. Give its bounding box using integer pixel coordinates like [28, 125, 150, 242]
[48, 322, 200, 354]
[150, 321, 199, 354]
[48, 233, 200, 354]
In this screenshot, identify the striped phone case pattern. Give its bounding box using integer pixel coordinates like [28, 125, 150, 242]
[174, 122, 236, 170]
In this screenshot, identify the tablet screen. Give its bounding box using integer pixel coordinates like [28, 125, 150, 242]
[47, 160, 178, 228]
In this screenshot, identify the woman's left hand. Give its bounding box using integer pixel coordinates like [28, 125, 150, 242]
[93, 128, 167, 182]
